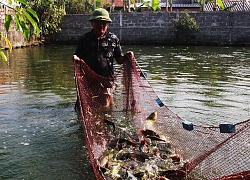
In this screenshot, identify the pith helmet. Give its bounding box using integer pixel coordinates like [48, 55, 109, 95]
[89, 8, 112, 22]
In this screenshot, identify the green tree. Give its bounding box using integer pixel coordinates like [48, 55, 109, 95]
[173, 10, 200, 40]
[28, 0, 65, 40]
[65, 0, 87, 14]
[65, 0, 104, 14]
[0, 0, 40, 61]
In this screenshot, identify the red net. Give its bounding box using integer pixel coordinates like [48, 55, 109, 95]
[74, 55, 250, 180]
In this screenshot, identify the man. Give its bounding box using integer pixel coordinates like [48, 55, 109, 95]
[73, 8, 133, 107]
[73, 8, 132, 76]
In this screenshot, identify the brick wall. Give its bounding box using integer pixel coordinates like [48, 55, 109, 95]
[0, 7, 37, 49]
[2, 11, 250, 47]
[50, 11, 250, 46]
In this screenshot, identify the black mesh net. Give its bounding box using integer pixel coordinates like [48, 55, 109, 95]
[74, 55, 250, 180]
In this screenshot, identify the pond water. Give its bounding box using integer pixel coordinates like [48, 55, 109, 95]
[0, 45, 249, 180]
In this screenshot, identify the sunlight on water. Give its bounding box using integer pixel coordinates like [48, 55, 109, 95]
[0, 46, 94, 180]
[125, 45, 250, 125]
[174, 55, 196, 60]
[0, 45, 250, 179]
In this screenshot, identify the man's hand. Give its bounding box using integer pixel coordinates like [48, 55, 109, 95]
[116, 51, 135, 64]
[126, 51, 134, 58]
[72, 55, 82, 62]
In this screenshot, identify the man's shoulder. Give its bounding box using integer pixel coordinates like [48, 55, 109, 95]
[79, 30, 94, 40]
[107, 32, 119, 40]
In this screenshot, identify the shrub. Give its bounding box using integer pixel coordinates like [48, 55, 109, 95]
[173, 10, 200, 40]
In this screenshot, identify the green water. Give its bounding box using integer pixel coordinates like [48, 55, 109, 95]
[0, 45, 249, 179]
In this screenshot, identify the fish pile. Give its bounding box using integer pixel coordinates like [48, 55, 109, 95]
[98, 112, 187, 180]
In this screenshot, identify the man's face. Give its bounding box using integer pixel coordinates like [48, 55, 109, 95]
[92, 20, 108, 39]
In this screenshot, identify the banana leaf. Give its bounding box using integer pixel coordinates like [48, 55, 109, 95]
[218, 0, 225, 10]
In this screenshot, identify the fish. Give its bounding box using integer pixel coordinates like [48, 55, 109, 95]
[107, 138, 137, 150]
[169, 154, 182, 164]
[118, 152, 150, 162]
[144, 163, 158, 178]
[99, 152, 114, 170]
[117, 138, 137, 150]
[91, 95, 99, 99]
[111, 163, 121, 179]
[157, 142, 176, 155]
[133, 172, 144, 179]
[146, 111, 158, 122]
[141, 129, 160, 138]
[99, 155, 109, 168]
[103, 119, 116, 132]
[122, 161, 139, 170]
[145, 111, 158, 128]
[100, 115, 187, 180]
[158, 176, 169, 180]
[147, 136, 166, 142]
[152, 164, 159, 172]
[159, 169, 187, 179]
[127, 170, 137, 180]
[118, 138, 134, 145]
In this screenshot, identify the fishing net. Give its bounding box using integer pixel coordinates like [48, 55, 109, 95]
[74, 55, 250, 180]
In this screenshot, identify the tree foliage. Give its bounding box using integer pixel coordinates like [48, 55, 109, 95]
[65, 0, 112, 14]
[144, 0, 160, 12]
[0, 0, 40, 61]
[131, 0, 160, 12]
[173, 10, 200, 40]
[197, 0, 237, 11]
[28, 0, 65, 38]
[65, 0, 87, 14]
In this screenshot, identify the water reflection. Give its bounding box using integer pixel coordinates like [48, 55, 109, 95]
[128, 45, 250, 125]
[0, 46, 95, 180]
[0, 45, 249, 179]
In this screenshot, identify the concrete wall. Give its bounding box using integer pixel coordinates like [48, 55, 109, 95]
[50, 11, 250, 46]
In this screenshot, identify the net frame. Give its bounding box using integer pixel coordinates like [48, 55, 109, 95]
[74, 55, 250, 180]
